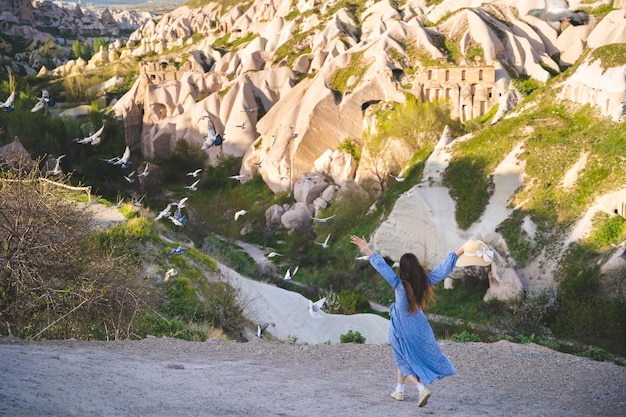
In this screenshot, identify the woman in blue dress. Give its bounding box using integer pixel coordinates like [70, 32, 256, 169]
[351, 235, 468, 407]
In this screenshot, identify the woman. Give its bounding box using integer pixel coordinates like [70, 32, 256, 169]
[351, 235, 467, 407]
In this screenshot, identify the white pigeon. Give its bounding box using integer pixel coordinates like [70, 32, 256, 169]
[527, 0, 590, 32]
[169, 214, 185, 227]
[315, 233, 331, 249]
[200, 115, 224, 150]
[113, 146, 131, 168]
[229, 174, 246, 181]
[164, 268, 177, 282]
[74, 125, 104, 145]
[284, 265, 299, 281]
[136, 162, 150, 178]
[133, 195, 145, 207]
[355, 255, 370, 261]
[187, 169, 202, 177]
[0, 90, 15, 110]
[185, 179, 200, 191]
[154, 203, 172, 221]
[308, 297, 326, 319]
[242, 106, 257, 113]
[389, 173, 405, 182]
[123, 170, 136, 183]
[257, 322, 270, 338]
[267, 252, 283, 258]
[234, 209, 248, 221]
[31, 90, 54, 112]
[50, 155, 65, 176]
[172, 197, 188, 209]
[311, 214, 336, 223]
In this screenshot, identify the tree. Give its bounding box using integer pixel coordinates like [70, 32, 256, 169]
[0, 158, 154, 339]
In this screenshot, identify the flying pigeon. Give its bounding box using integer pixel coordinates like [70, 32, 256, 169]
[311, 214, 336, 223]
[168, 245, 189, 256]
[235, 121, 246, 129]
[169, 210, 187, 227]
[242, 106, 257, 113]
[187, 169, 202, 177]
[115, 197, 124, 208]
[0, 90, 15, 112]
[185, 179, 200, 191]
[389, 173, 405, 182]
[200, 114, 224, 150]
[254, 159, 263, 168]
[267, 252, 283, 258]
[31, 89, 55, 112]
[164, 268, 177, 282]
[355, 255, 370, 261]
[136, 162, 150, 178]
[132, 195, 145, 207]
[49, 154, 65, 176]
[229, 174, 246, 181]
[257, 322, 270, 338]
[113, 146, 131, 169]
[303, 173, 317, 181]
[100, 155, 120, 164]
[284, 265, 299, 281]
[308, 297, 326, 319]
[123, 170, 137, 183]
[527, 0, 590, 32]
[171, 197, 188, 210]
[73, 125, 104, 145]
[234, 209, 248, 221]
[315, 233, 331, 249]
[154, 204, 172, 221]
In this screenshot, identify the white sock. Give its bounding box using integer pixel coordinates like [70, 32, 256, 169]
[417, 382, 426, 393]
[395, 383, 405, 393]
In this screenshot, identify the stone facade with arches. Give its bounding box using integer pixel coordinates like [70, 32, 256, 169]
[411, 66, 497, 122]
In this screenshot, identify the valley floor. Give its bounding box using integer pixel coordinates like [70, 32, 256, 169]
[1, 336, 624, 417]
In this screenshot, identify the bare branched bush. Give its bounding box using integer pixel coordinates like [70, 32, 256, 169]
[0, 158, 155, 340]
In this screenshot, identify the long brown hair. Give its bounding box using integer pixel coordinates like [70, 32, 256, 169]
[399, 253, 435, 313]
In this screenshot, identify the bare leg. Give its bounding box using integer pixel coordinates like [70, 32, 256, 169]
[397, 369, 419, 386]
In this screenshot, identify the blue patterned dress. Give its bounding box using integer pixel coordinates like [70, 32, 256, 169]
[369, 252, 458, 385]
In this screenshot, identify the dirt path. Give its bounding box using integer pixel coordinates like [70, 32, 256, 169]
[1, 336, 624, 417]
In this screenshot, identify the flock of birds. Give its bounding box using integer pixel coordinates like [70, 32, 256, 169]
[1, 0, 592, 339]
[0, 89, 57, 113]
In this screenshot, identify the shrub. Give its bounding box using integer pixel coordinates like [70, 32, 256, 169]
[340, 329, 366, 344]
[577, 347, 610, 362]
[337, 289, 371, 314]
[451, 330, 481, 342]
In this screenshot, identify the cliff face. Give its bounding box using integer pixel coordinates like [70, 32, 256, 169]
[0, 0, 33, 22]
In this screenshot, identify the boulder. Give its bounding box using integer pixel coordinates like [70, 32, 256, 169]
[280, 202, 313, 229]
[265, 204, 285, 229]
[313, 149, 357, 184]
[293, 173, 328, 204]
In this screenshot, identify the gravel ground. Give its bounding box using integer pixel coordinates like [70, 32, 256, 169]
[1, 336, 624, 417]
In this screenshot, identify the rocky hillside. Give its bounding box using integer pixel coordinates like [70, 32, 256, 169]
[103, 0, 626, 299]
[0, 0, 153, 74]
[4, 0, 625, 303]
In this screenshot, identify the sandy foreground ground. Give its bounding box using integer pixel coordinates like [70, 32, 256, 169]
[1, 336, 624, 417]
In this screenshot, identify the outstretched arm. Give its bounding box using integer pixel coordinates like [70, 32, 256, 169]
[429, 241, 471, 284]
[350, 235, 373, 257]
[351, 235, 401, 288]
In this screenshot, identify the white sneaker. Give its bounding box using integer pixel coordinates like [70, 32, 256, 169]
[418, 388, 431, 407]
[390, 391, 404, 401]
